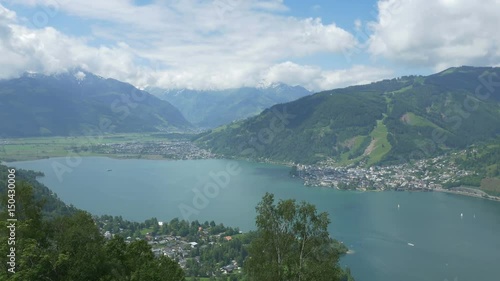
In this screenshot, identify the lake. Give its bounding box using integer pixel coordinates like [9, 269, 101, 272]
[9, 157, 500, 281]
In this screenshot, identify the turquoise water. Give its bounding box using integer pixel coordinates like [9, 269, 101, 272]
[10, 157, 500, 281]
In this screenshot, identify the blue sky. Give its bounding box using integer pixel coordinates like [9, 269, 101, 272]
[0, 0, 499, 91]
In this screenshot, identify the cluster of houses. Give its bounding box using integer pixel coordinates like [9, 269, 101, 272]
[147, 235, 193, 259]
[87, 140, 214, 159]
[102, 225, 241, 275]
[220, 261, 239, 274]
[295, 151, 475, 191]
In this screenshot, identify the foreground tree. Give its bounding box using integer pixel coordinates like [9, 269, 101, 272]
[244, 193, 352, 281]
[0, 180, 185, 281]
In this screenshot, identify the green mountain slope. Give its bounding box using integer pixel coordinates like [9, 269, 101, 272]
[0, 165, 77, 219]
[448, 140, 500, 195]
[147, 83, 311, 128]
[0, 70, 192, 137]
[195, 66, 500, 165]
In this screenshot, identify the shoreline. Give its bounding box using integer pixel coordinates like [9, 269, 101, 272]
[434, 187, 500, 202]
[301, 178, 500, 202]
[5, 154, 500, 203]
[1, 153, 219, 163]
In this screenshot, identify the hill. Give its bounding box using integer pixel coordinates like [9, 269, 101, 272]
[0, 70, 192, 137]
[448, 140, 500, 196]
[0, 164, 354, 280]
[195, 66, 500, 165]
[147, 83, 311, 128]
[0, 165, 77, 219]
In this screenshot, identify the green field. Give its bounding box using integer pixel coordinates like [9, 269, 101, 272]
[186, 276, 245, 281]
[0, 133, 193, 162]
[480, 178, 500, 196]
[337, 135, 370, 166]
[405, 112, 439, 128]
[366, 119, 392, 166]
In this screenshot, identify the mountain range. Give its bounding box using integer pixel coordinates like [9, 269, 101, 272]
[195, 66, 500, 166]
[0, 70, 191, 137]
[147, 83, 311, 128]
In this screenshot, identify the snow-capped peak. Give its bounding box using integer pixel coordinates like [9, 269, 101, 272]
[257, 80, 287, 89]
[74, 71, 86, 82]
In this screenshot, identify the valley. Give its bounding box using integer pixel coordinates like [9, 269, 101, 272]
[3, 67, 500, 201]
[147, 83, 311, 128]
[2, 1, 500, 280]
[294, 150, 500, 201]
[8, 157, 500, 281]
[0, 133, 213, 162]
[3, 133, 499, 202]
[196, 67, 500, 166]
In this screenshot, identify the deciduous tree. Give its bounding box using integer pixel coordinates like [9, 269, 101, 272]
[244, 193, 348, 281]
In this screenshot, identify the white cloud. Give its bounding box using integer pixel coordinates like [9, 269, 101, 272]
[251, 0, 288, 12]
[74, 71, 86, 81]
[0, 9, 139, 80]
[3, 0, 499, 91]
[311, 4, 321, 12]
[261, 62, 393, 91]
[0, 1, 365, 90]
[354, 19, 362, 31]
[368, 0, 500, 71]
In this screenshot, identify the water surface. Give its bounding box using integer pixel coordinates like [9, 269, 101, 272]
[10, 157, 500, 281]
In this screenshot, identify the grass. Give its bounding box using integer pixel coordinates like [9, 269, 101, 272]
[334, 118, 392, 167]
[440, 67, 457, 75]
[210, 121, 242, 133]
[140, 227, 154, 235]
[480, 178, 500, 196]
[366, 119, 392, 166]
[336, 135, 371, 166]
[352, 135, 370, 152]
[414, 76, 426, 84]
[405, 112, 439, 128]
[186, 277, 237, 281]
[186, 274, 244, 281]
[385, 95, 394, 115]
[0, 133, 192, 162]
[391, 84, 413, 94]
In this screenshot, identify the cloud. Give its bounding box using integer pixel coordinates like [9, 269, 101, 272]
[0, 8, 140, 80]
[2, 0, 499, 91]
[311, 4, 321, 12]
[354, 19, 362, 30]
[261, 62, 393, 91]
[368, 0, 500, 71]
[74, 71, 86, 81]
[0, 1, 366, 91]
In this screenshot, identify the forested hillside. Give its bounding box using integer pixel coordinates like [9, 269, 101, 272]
[147, 83, 311, 128]
[0, 70, 192, 137]
[449, 141, 500, 195]
[0, 165, 354, 280]
[195, 66, 500, 165]
[0, 165, 185, 280]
